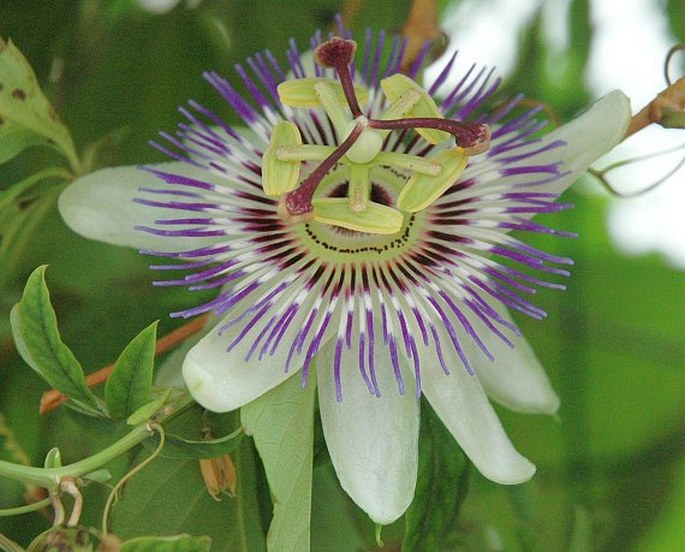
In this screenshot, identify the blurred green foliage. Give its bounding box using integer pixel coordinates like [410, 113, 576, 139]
[0, 0, 684, 550]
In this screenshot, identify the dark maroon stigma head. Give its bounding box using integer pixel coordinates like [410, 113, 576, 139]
[314, 37, 358, 68]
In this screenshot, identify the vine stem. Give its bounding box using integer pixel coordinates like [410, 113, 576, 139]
[0, 497, 52, 517]
[0, 424, 153, 489]
[0, 533, 25, 552]
[101, 423, 165, 537]
[624, 76, 685, 139]
[40, 314, 210, 414]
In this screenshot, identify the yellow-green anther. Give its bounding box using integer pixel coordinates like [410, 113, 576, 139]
[313, 80, 353, 134]
[396, 148, 468, 212]
[275, 144, 333, 162]
[380, 88, 422, 120]
[380, 74, 451, 144]
[262, 121, 302, 196]
[277, 78, 368, 107]
[312, 198, 403, 234]
[347, 164, 371, 212]
[374, 151, 442, 176]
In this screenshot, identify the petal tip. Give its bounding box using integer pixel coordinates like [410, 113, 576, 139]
[481, 456, 536, 486]
[182, 350, 234, 413]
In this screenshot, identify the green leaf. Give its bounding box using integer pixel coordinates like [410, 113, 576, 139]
[126, 389, 171, 426]
[105, 321, 158, 420]
[403, 399, 469, 552]
[9, 265, 101, 413]
[311, 462, 367, 552]
[0, 118, 50, 164]
[42, 447, 62, 468]
[241, 372, 316, 552]
[0, 38, 79, 168]
[568, 506, 593, 552]
[111, 441, 266, 552]
[120, 534, 212, 552]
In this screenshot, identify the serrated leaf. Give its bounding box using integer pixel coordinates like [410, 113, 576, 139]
[9, 265, 101, 413]
[403, 399, 469, 552]
[105, 321, 158, 420]
[241, 372, 316, 552]
[120, 534, 212, 552]
[111, 442, 265, 552]
[0, 38, 78, 167]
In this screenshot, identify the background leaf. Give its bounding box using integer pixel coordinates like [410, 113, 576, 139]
[111, 439, 265, 551]
[241, 372, 316, 552]
[0, 119, 52, 165]
[9, 265, 100, 413]
[403, 399, 469, 551]
[120, 534, 212, 552]
[0, 38, 78, 168]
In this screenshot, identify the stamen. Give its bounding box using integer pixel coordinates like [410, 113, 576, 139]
[275, 144, 333, 162]
[278, 37, 493, 232]
[380, 89, 422, 120]
[282, 123, 364, 218]
[348, 164, 370, 212]
[370, 117, 492, 155]
[315, 38, 363, 118]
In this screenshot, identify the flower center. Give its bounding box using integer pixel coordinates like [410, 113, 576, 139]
[262, 37, 492, 235]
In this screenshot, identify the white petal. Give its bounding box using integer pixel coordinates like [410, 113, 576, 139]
[317, 340, 420, 525]
[58, 163, 221, 252]
[182, 280, 335, 412]
[182, 310, 302, 412]
[464, 309, 559, 414]
[182, 321, 299, 413]
[420, 329, 535, 485]
[537, 90, 632, 194]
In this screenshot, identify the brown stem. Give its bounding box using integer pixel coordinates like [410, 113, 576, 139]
[39, 314, 210, 415]
[625, 76, 685, 139]
[400, 0, 443, 72]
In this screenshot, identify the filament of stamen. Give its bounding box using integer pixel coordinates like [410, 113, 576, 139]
[348, 164, 371, 212]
